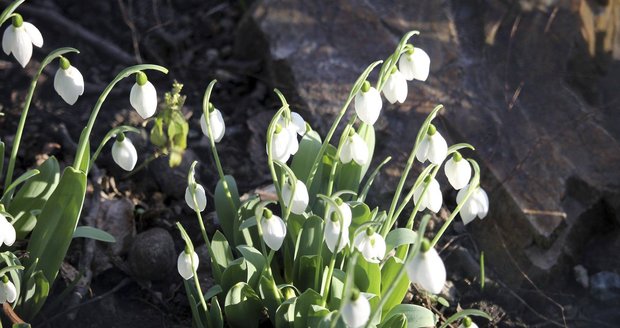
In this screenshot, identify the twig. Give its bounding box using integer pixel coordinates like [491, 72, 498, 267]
[3, 303, 25, 324]
[116, 0, 143, 63]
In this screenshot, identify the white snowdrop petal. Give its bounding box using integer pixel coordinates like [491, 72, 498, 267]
[185, 184, 207, 212]
[416, 137, 430, 163]
[3, 281, 16, 303]
[130, 82, 158, 119]
[458, 322, 479, 328]
[445, 158, 471, 190]
[2, 26, 14, 55]
[477, 188, 489, 218]
[354, 87, 382, 125]
[12, 27, 32, 68]
[22, 22, 43, 48]
[286, 128, 299, 155]
[282, 180, 309, 215]
[261, 215, 287, 251]
[290, 112, 306, 135]
[406, 247, 446, 294]
[111, 138, 138, 171]
[350, 134, 369, 166]
[271, 129, 292, 162]
[54, 66, 85, 105]
[398, 54, 415, 81]
[201, 109, 226, 142]
[411, 47, 431, 82]
[383, 70, 408, 104]
[340, 138, 353, 164]
[177, 251, 199, 280]
[427, 132, 448, 165]
[325, 220, 349, 253]
[426, 181, 443, 213]
[341, 295, 371, 328]
[326, 203, 352, 228]
[2, 222, 16, 247]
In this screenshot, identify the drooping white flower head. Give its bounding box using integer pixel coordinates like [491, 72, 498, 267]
[0, 214, 16, 247]
[260, 209, 287, 251]
[53, 57, 84, 105]
[2, 14, 43, 68]
[277, 112, 305, 157]
[281, 179, 309, 215]
[341, 289, 371, 328]
[458, 317, 479, 328]
[398, 45, 431, 82]
[270, 124, 293, 163]
[111, 133, 138, 171]
[383, 67, 408, 104]
[340, 130, 368, 166]
[353, 228, 387, 263]
[185, 183, 207, 212]
[354, 81, 382, 125]
[177, 249, 199, 280]
[200, 104, 225, 142]
[413, 177, 442, 213]
[444, 152, 472, 190]
[324, 200, 352, 253]
[456, 184, 489, 225]
[0, 276, 17, 304]
[288, 111, 306, 136]
[130, 71, 158, 119]
[416, 124, 448, 165]
[406, 240, 446, 294]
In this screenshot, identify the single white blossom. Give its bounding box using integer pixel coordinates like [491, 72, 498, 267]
[270, 125, 293, 162]
[416, 125, 447, 165]
[260, 210, 287, 251]
[177, 250, 199, 280]
[324, 201, 352, 253]
[340, 132, 368, 166]
[398, 46, 431, 81]
[353, 228, 386, 263]
[456, 185, 489, 225]
[458, 317, 479, 328]
[281, 179, 309, 215]
[289, 111, 306, 136]
[2, 15, 42, 67]
[0, 278, 16, 304]
[444, 152, 472, 190]
[111, 135, 138, 171]
[185, 183, 207, 212]
[341, 290, 371, 328]
[383, 68, 408, 104]
[130, 72, 158, 119]
[0, 214, 15, 247]
[406, 243, 446, 294]
[200, 107, 225, 142]
[53, 57, 84, 105]
[413, 177, 442, 213]
[354, 82, 382, 125]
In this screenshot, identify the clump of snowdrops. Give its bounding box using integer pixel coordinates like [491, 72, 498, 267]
[178, 32, 492, 328]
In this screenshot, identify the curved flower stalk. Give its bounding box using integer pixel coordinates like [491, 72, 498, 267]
[354, 81, 382, 125]
[2, 13, 42, 67]
[444, 152, 472, 190]
[416, 124, 447, 165]
[353, 227, 386, 263]
[406, 239, 446, 294]
[53, 56, 84, 105]
[398, 45, 431, 82]
[457, 184, 489, 225]
[341, 289, 371, 328]
[111, 133, 138, 171]
[177, 248, 199, 280]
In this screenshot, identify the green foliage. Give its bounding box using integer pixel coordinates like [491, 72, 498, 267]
[149, 81, 189, 167]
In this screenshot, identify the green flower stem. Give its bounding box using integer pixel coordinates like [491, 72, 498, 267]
[272, 160, 297, 223]
[0, 0, 25, 26]
[430, 159, 480, 248]
[4, 48, 79, 193]
[191, 189, 221, 280]
[189, 248, 208, 312]
[318, 195, 347, 307]
[73, 64, 168, 170]
[265, 90, 290, 214]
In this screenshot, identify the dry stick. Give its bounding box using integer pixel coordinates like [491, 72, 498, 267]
[3, 303, 26, 324]
[1, 1, 135, 65]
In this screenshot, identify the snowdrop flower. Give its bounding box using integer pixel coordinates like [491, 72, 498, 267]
[382, 67, 408, 104]
[54, 56, 84, 105]
[444, 152, 472, 190]
[413, 177, 442, 213]
[456, 184, 489, 225]
[0, 214, 15, 247]
[354, 81, 382, 125]
[177, 248, 199, 280]
[415, 124, 447, 165]
[185, 183, 207, 212]
[281, 179, 309, 215]
[111, 133, 137, 171]
[406, 239, 446, 294]
[341, 289, 370, 328]
[324, 199, 352, 253]
[398, 45, 431, 82]
[353, 227, 386, 263]
[270, 124, 293, 162]
[200, 103, 225, 142]
[130, 71, 158, 119]
[458, 317, 478, 328]
[260, 209, 287, 251]
[0, 276, 16, 304]
[340, 130, 368, 166]
[282, 111, 306, 136]
[2, 14, 43, 67]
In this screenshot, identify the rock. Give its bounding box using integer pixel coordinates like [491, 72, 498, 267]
[149, 148, 200, 199]
[237, 0, 620, 288]
[93, 198, 136, 275]
[590, 271, 620, 302]
[128, 228, 176, 281]
[573, 265, 589, 289]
